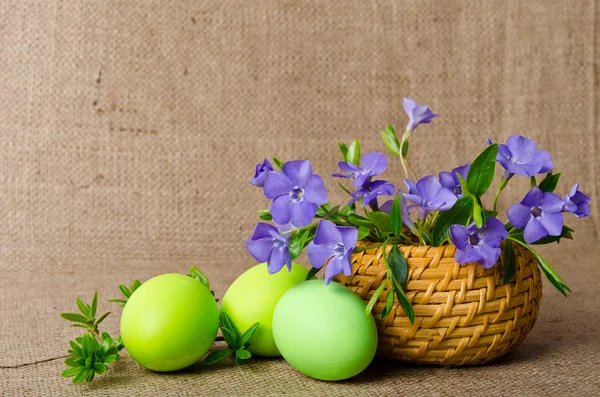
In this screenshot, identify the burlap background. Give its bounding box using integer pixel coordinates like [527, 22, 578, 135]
[1, 0, 599, 395]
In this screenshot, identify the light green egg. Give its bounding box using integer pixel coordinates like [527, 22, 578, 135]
[219, 263, 308, 357]
[272, 279, 378, 381]
[120, 273, 219, 372]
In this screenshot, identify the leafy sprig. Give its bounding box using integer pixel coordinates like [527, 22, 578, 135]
[187, 266, 218, 300]
[108, 280, 141, 307]
[203, 312, 259, 365]
[61, 292, 110, 336]
[62, 332, 123, 383]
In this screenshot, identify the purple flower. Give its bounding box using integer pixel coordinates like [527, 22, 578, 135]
[507, 187, 565, 243]
[349, 180, 395, 207]
[332, 152, 388, 189]
[563, 184, 591, 218]
[404, 176, 458, 218]
[439, 164, 470, 198]
[307, 220, 358, 284]
[245, 223, 292, 274]
[450, 218, 508, 268]
[249, 159, 273, 187]
[380, 193, 416, 232]
[264, 160, 328, 228]
[494, 135, 553, 177]
[403, 97, 438, 133]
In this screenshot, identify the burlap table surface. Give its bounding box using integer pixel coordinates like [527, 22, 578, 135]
[1, 1, 599, 395]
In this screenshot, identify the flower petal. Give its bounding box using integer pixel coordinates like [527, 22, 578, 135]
[337, 161, 362, 173]
[450, 224, 471, 249]
[475, 245, 501, 268]
[313, 219, 342, 245]
[479, 218, 508, 245]
[307, 241, 335, 269]
[270, 195, 293, 225]
[379, 200, 393, 213]
[541, 192, 565, 213]
[429, 187, 458, 211]
[404, 178, 418, 195]
[454, 244, 481, 264]
[331, 173, 352, 179]
[337, 226, 358, 250]
[324, 255, 344, 284]
[267, 247, 291, 274]
[352, 174, 370, 189]
[304, 174, 328, 206]
[282, 160, 312, 187]
[290, 200, 317, 228]
[361, 152, 388, 176]
[341, 250, 353, 276]
[439, 171, 456, 191]
[507, 203, 532, 229]
[507, 135, 539, 161]
[520, 187, 544, 208]
[533, 150, 553, 173]
[249, 222, 280, 240]
[507, 162, 542, 177]
[523, 217, 548, 243]
[416, 175, 442, 203]
[539, 212, 563, 236]
[245, 237, 273, 263]
[264, 171, 294, 199]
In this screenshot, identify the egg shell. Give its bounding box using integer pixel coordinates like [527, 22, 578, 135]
[272, 279, 378, 381]
[120, 273, 219, 372]
[219, 263, 308, 357]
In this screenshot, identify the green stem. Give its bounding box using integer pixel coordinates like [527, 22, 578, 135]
[280, 223, 317, 235]
[492, 178, 510, 214]
[399, 132, 417, 181]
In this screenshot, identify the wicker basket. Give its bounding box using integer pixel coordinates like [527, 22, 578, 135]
[333, 241, 542, 366]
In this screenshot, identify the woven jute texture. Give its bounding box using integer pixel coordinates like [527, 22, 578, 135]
[335, 242, 542, 366]
[1, 0, 599, 395]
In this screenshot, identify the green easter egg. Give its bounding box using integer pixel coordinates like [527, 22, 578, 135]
[272, 279, 378, 381]
[220, 263, 308, 357]
[120, 273, 219, 372]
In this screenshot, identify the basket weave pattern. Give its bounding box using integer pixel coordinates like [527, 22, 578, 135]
[334, 241, 542, 365]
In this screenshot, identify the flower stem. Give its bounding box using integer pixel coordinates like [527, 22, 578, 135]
[399, 132, 417, 181]
[280, 223, 317, 235]
[492, 178, 510, 214]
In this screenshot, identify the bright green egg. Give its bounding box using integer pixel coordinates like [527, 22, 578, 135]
[120, 273, 219, 372]
[219, 263, 308, 357]
[272, 280, 378, 381]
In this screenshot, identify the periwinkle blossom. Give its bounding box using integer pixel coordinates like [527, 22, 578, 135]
[493, 135, 553, 178]
[403, 97, 438, 133]
[439, 164, 470, 198]
[507, 187, 565, 244]
[249, 159, 273, 187]
[264, 160, 328, 228]
[307, 220, 358, 284]
[404, 176, 457, 218]
[349, 180, 395, 208]
[563, 184, 591, 218]
[450, 218, 508, 268]
[380, 193, 416, 233]
[332, 152, 388, 189]
[245, 223, 291, 274]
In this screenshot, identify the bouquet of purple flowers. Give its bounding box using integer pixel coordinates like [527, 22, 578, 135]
[245, 97, 591, 323]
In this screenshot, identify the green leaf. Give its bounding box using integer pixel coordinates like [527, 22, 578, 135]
[456, 174, 472, 198]
[380, 125, 400, 156]
[72, 368, 89, 384]
[431, 197, 474, 246]
[392, 281, 415, 324]
[380, 287, 394, 320]
[104, 354, 117, 364]
[530, 176, 537, 188]
[64, 357, 84, 367]
[75, 297, 90, 318]
[305, 266, 322, 281]
[119, 285, 131, 299]
[86, 369, 96, 383]
[70, 324, 89, 329]
[93, 362, 107, 374]
[240, 323, 260, 346]
[389, 195, 402, 237]
[220, 312, 240, 349]
[107, 299, 127, 304]
[288, 229, 311, 260]
[365, 280, 388, 315]
[357, 226, 370, 240]
[69, 340, 83, 357]
[508, 226, 574, 245]
[61, 366, 81, 379]
[472, 199, 484, 228]
[421, 231, 432, 245]
[61, 313, 89, 324]
[95, 312, 111, 326]
[188, 266, 211, 290]
[346, 139, 361, 165]
[353, 243, 383, 253]
[203, 349, 234, 364]
[338, 142, 349, 162]
[538, 172, 561, 193]
[272, 157, 284, 170]
[132, 280, 142, 290]
[466, 143, 498, 196]
[502, 241, 516, 284]
[235, 349, 251, 360]
[367, 211, 391, 232]
[401, 140, 409, 157]
[348, 214, 373, 228]
[259, 210, 272, 221]
[91, 292, 98, 318]
[386, 245, 408, 290]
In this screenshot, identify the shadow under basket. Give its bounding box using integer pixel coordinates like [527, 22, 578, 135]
[333, 241, 542, 366]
